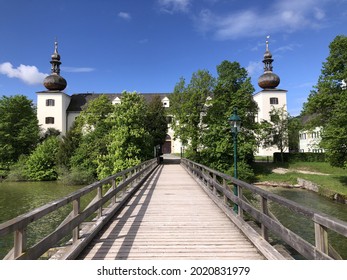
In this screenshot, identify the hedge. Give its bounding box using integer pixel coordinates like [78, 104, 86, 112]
[273, 152, 326, 163]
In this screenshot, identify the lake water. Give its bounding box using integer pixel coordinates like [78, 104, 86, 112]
[0, 181, 83, 259]
[0, 181, 346, 259]
[260, 186, 347, 259]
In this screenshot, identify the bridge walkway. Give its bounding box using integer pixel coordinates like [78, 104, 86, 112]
[77, 163, 265, 260]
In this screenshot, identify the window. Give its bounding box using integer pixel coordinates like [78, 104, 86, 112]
[45, 117, 55, 124]
[270, 97, 279, 105]
[46, 99, 55, 106]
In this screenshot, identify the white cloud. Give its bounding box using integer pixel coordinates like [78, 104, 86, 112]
[246, 61, 263, 76]
[118, 12, 131, 20]
[0, 62, 47, 85]
[61, 66, 95, 73]
[158, 0, 192, 14]
[196, 0, 328, 40]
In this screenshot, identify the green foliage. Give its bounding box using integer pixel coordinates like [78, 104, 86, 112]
[6, 155, 29, 181]
[25, 137, 60, 181]
[302, 35, 347, 167]
[67, 95, 114, 179]
[259, 105, 289, 161]
[169, 70, 215, 157]
[273, 152, 326, 163]
[288, 116, 302, 152]
[56, 121, 82, 169]
[0, 95, 40, 167]
[76, 94, 114, 132]
[58, 166, 95, 186]
[200, 61, 258, 175]
[146, 95, 168, 147]
[41, 127, 61, 141]
[97, 92, 153, 179]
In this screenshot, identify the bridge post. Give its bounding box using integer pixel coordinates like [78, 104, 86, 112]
[212, 174, 217, 195]
[111, 179, 117, 205]
[223, 179, 227, 204]
[315, 222, 329, 255]
[14, 228, 27, 259]
[97, 185, 103, 218]
[260, 197, 269, 241]
[73, 198, 80, 243]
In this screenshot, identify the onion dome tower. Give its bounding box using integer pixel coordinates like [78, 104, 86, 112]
[43, 41, 67, 91]
[258, 36, 280, 89]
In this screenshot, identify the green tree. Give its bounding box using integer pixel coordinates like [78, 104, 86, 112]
[201, 61, 258, 180]
[56, 121, 82, 169]
[170, 70, 215, 160]
[288, 116, 302, 152]
[302, 35, 347, 167]
[69, 95, 114, 179]
[0, 95, 40, 167]
[259, 106, 289, 162]
[25, 136, 60, 181]
[146, 95, 168, 149]
[97, 92, 153, 179]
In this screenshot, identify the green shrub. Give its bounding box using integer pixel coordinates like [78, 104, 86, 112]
[5, 155, 29, 181]
[59, 167, 95, 186]
[273, 152, 326, 163]
[25, 137, 60, 181]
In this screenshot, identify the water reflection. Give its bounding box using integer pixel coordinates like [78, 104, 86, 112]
[0, 181, 84, 259]
[261, 186, 347, 259]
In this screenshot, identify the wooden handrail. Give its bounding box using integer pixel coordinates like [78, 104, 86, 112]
[0, 158, 158, 260]
[181, 158, 347, 260]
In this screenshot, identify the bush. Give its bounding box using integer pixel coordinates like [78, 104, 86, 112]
[273, 152, 326, 163]
[59, 167, 95, 186]
[5, 155, 29, 181]
[25, 137, 60, 181]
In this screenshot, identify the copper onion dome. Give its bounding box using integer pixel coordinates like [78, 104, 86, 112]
[43, 41, 67, 91]
[258, 36, 280, 89]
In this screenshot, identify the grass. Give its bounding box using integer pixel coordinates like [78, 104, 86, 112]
[252, 161, 347, 197]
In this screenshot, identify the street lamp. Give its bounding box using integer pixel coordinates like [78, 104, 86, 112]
[228, 107, 241, 214]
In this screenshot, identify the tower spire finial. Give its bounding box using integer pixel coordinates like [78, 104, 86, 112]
[266, 35, 270, 52]
[43, 40, 67, 91]
[54, 39, 58, 54]
[257, 35, 280, 89]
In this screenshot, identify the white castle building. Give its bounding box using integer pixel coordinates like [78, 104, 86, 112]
[37, 40, 287, 156]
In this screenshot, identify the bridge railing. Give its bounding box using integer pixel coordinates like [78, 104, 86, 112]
[181, 158, 347, 260]
[0, 158, 158, 260]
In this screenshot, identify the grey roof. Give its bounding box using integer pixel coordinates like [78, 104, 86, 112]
[66, 92, 171, 112]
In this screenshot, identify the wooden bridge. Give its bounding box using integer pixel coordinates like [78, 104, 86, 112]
[1, 156, 347, 260]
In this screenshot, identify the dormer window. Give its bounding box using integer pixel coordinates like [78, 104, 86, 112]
[161, 97, 170, 108]
[46, 99, 55, 106]
[112, 97, 121, 105]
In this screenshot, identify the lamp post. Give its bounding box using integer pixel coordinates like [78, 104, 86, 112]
[228, 107, 241, 214]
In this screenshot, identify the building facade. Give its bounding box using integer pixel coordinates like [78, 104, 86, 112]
[253, 37, 288, 156]
[37, 40, 287, 156]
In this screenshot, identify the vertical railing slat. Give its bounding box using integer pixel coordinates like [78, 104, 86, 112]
[72, 198, 80, 243]
[14, 228, 27, 259]
[261, 196, 269, 241]
[315, 223, 329, 254]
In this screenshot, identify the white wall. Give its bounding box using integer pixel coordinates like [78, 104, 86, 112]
[299, 127, 324, 153]
[253, 89, 287, 122]
[253, 89, 288, 156]
[36, 91, 71, 135]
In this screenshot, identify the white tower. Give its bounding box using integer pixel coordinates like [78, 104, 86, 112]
[36, 41, 70, 135]
[253, 37, 287, 156]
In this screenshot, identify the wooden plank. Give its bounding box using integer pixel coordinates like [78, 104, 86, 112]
[78, 164, 265, 260]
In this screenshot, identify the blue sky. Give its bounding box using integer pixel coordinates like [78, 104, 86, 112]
[0, 0, 346, 116]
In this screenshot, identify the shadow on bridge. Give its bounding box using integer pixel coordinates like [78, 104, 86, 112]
[78, 165, 164, 260]
[162, 154, 181, 165]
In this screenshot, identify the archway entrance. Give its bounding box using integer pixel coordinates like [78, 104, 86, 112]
[162, 134, 172, 154]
